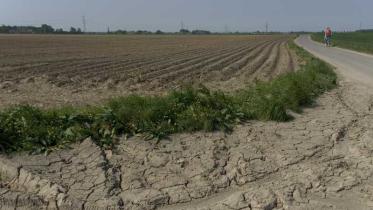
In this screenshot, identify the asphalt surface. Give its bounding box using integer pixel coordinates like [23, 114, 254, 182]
[296, 35, 373, 87]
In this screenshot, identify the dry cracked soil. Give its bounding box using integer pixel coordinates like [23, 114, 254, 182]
[1, 78, 372, 210]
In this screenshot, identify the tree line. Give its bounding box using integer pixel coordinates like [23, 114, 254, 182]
[356, 29, 373, 33]
[0, 24, 217, 35]
[0, 24, 288, 35]
[107, 28, 212, 35]
[0, 24, 84, 34]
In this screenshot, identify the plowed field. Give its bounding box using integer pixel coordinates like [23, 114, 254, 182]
[0, 35, 298, 108]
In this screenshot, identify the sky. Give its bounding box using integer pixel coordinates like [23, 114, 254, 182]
[1, 0, 372, 32]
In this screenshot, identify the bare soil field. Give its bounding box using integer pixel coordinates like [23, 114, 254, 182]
[0, 34, 298, 108]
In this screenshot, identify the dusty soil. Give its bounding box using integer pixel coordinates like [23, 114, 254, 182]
[0, 34, 298, 108]
[0, 76, 373, 209]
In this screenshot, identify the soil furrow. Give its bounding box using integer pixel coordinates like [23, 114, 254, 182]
[215, 40, 277, 81]
[139, 43, 257, 81]
[153, 42, 268, 83]
[0, 35, 298, 108]
[240, 40, 279, 80]
[247, 40, 282, 82]
[178, 40, 274, 84]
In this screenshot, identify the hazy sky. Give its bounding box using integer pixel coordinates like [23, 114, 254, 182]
[1, 0, 372, 32]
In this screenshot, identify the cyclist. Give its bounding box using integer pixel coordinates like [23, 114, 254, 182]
[324, 27, 332, 47]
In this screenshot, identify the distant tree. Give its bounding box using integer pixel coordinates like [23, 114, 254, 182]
[70, 27, 76, 33]
[0, 25, 10, 33]
[114, 30, 127, 34]
[70, 27, 77, 33]
[155, 30, 164, 34]
[77, 28, 82, 34]
[41, 24, 54, 33]
[191, 30, 211, 35]
[55, 28, 65, 34]
[135, 30, 152, 34]
[179, 29, 190, 34]
[357, 29, 373, 32]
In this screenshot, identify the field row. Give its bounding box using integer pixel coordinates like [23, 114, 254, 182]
[0, 35, 298, 107]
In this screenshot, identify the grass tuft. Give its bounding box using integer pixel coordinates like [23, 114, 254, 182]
[0, 41, 337, 153]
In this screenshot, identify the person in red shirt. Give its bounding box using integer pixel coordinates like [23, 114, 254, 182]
[324, 27, 332, 47]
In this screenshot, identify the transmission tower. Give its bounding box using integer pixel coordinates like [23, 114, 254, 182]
[224, 25, 229, 33]
[265, 22, 269, 33]
[82, 16, 87, 32]
[180, 21, 185, 30]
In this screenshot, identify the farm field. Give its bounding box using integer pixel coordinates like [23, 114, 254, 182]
[0, 34, 298, 108]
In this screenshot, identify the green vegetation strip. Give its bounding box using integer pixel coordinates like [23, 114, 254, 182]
[0, 42, 337, 153]
[312, 32, 373, 54]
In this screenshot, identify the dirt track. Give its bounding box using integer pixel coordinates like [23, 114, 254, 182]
[1, 36, 373, 210]
[296, 35, 373, 87]
[0, 35, 297, 108]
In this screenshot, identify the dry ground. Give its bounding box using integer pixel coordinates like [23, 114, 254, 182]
[0, 75, 372, 210]
[0, 34, 298, 108]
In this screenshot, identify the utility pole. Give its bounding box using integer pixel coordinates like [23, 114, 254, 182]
[265, 21, 269, 33]
[82, 16, 87, 33]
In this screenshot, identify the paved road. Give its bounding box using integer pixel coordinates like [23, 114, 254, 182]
[295, 35, 373, 87]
